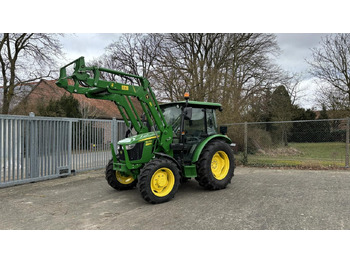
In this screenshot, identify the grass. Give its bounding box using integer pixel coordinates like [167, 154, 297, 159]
[238, 142, 348, 169]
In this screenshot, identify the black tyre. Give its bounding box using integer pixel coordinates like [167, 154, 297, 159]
[196, 140, 235, 190]
[138, 158, 181, 204]
[105, 159, 137, 190]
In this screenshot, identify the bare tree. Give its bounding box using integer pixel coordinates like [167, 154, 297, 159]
[100, 34, 164, 86]
[79, 100, 99, 119]
[0, 33, 63, 114]
[278, 71, 304, 106]
[154, 34, 281, 121]
[152, 33, 229, 102]
[99, 33, 288, 122]
[150, 33, 283, 119]
[218, 34, 281, 122]
[316, 80, 350, 112]
[308, 33, 350, 110]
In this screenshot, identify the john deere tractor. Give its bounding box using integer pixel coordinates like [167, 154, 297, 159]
[56, 57, 235, 204]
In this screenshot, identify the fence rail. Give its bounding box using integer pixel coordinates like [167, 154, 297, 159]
[0, 114, 126, 188]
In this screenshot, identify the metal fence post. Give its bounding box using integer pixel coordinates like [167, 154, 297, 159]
[68, 120, 73, 174]
[243, 121, 248, 165]
[346, 118, 349, 168]
[29, 112, 37, 178]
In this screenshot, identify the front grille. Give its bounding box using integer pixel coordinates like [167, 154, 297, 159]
[118, 143, 144, 161]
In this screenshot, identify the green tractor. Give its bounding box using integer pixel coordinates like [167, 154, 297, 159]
[56, 57, 235, 204]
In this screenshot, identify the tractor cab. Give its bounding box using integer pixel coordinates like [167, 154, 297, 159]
[160, 100, 223, 164]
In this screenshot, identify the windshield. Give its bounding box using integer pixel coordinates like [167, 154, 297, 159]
[162, 105, 182, 131]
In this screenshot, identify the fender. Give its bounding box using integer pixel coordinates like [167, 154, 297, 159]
[191, 134, 232, 163]
[154, 152, 182, 171]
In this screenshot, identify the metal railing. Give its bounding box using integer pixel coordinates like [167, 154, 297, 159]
[0, 114, 126, 188]
[71, 119, 126, 172]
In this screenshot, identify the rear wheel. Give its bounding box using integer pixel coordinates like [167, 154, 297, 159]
[196, 140, 235, 190]
[138, 158, 180, 204]
[105, 159, 137, 190]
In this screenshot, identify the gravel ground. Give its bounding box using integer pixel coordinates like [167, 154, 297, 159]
[0, 167, 349, 230]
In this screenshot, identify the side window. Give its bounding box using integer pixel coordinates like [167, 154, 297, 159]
[206, 109, 217, 135]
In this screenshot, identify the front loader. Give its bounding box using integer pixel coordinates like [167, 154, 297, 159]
[56, 57, 235, 204]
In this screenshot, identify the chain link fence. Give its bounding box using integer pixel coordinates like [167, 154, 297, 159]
[226, 118, 350, 168]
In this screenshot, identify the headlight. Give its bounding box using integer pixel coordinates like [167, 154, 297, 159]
[125, 144, 136, 150]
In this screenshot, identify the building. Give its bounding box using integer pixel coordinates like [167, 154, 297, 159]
[8, 79, 143, 119]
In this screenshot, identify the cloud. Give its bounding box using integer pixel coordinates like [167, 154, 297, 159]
[297, 77, 320, 109]
[275, 33, 329, 75]
[59, 34, 121, 64]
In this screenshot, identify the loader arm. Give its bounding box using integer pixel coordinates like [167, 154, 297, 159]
[56, 57, 173, 153]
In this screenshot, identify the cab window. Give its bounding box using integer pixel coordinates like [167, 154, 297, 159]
[206, 109, 217, 135]
[184, 108, 205, 141]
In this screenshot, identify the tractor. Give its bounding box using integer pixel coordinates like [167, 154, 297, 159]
[56, 57, 235, 204]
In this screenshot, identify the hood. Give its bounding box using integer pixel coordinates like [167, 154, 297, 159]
[118, 131, 160, 145]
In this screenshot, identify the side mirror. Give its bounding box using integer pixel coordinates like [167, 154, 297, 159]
[184, 107, 192, 120]
[220, 126, 228, 135]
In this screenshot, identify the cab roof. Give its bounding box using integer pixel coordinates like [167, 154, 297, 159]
[160, 100, 222, 110]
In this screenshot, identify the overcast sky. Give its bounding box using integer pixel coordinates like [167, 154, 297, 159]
[275, 33, 328, 74]
[60, 33, 327, 73]
[275, 33, 330, 109]
[59, 33, 330, 109]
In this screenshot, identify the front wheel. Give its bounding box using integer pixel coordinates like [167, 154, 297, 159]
[105, 159, 137, 190]
[138, 159, 180, 204]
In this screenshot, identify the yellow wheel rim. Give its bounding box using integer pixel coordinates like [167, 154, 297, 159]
[150, 168, 175, 197]
[116, 171, 135, 185]
[211, 151, 230, 180]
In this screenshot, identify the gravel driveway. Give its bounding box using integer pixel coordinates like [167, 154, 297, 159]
[1, 167, 349, 229]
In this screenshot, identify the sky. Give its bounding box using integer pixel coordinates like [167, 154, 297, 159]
[59, 33, 328, 109]
[60, 33, 327, 74]
[275, 33, 329, 108]
[275, 33, 328, 74]
[59, 34, 120, 63]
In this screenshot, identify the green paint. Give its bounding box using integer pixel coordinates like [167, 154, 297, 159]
[183, 165, 197, 178]
[191, 134, 232, 163]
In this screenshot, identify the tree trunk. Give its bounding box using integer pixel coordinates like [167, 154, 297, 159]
[1, 87, 11, 114]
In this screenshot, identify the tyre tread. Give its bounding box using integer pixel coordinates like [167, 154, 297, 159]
[196, 140, 235, 190]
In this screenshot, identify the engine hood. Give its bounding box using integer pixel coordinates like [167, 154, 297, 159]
[118, 131, 160, 145]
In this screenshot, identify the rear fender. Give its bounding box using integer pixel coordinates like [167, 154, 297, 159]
[191, 135, 232, 163]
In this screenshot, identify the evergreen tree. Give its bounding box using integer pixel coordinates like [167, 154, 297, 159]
[315, 104, 331, 142]
[290, 107, 317, 142]
[270, 85, 293, 146]
[38, 94, 82, 118]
